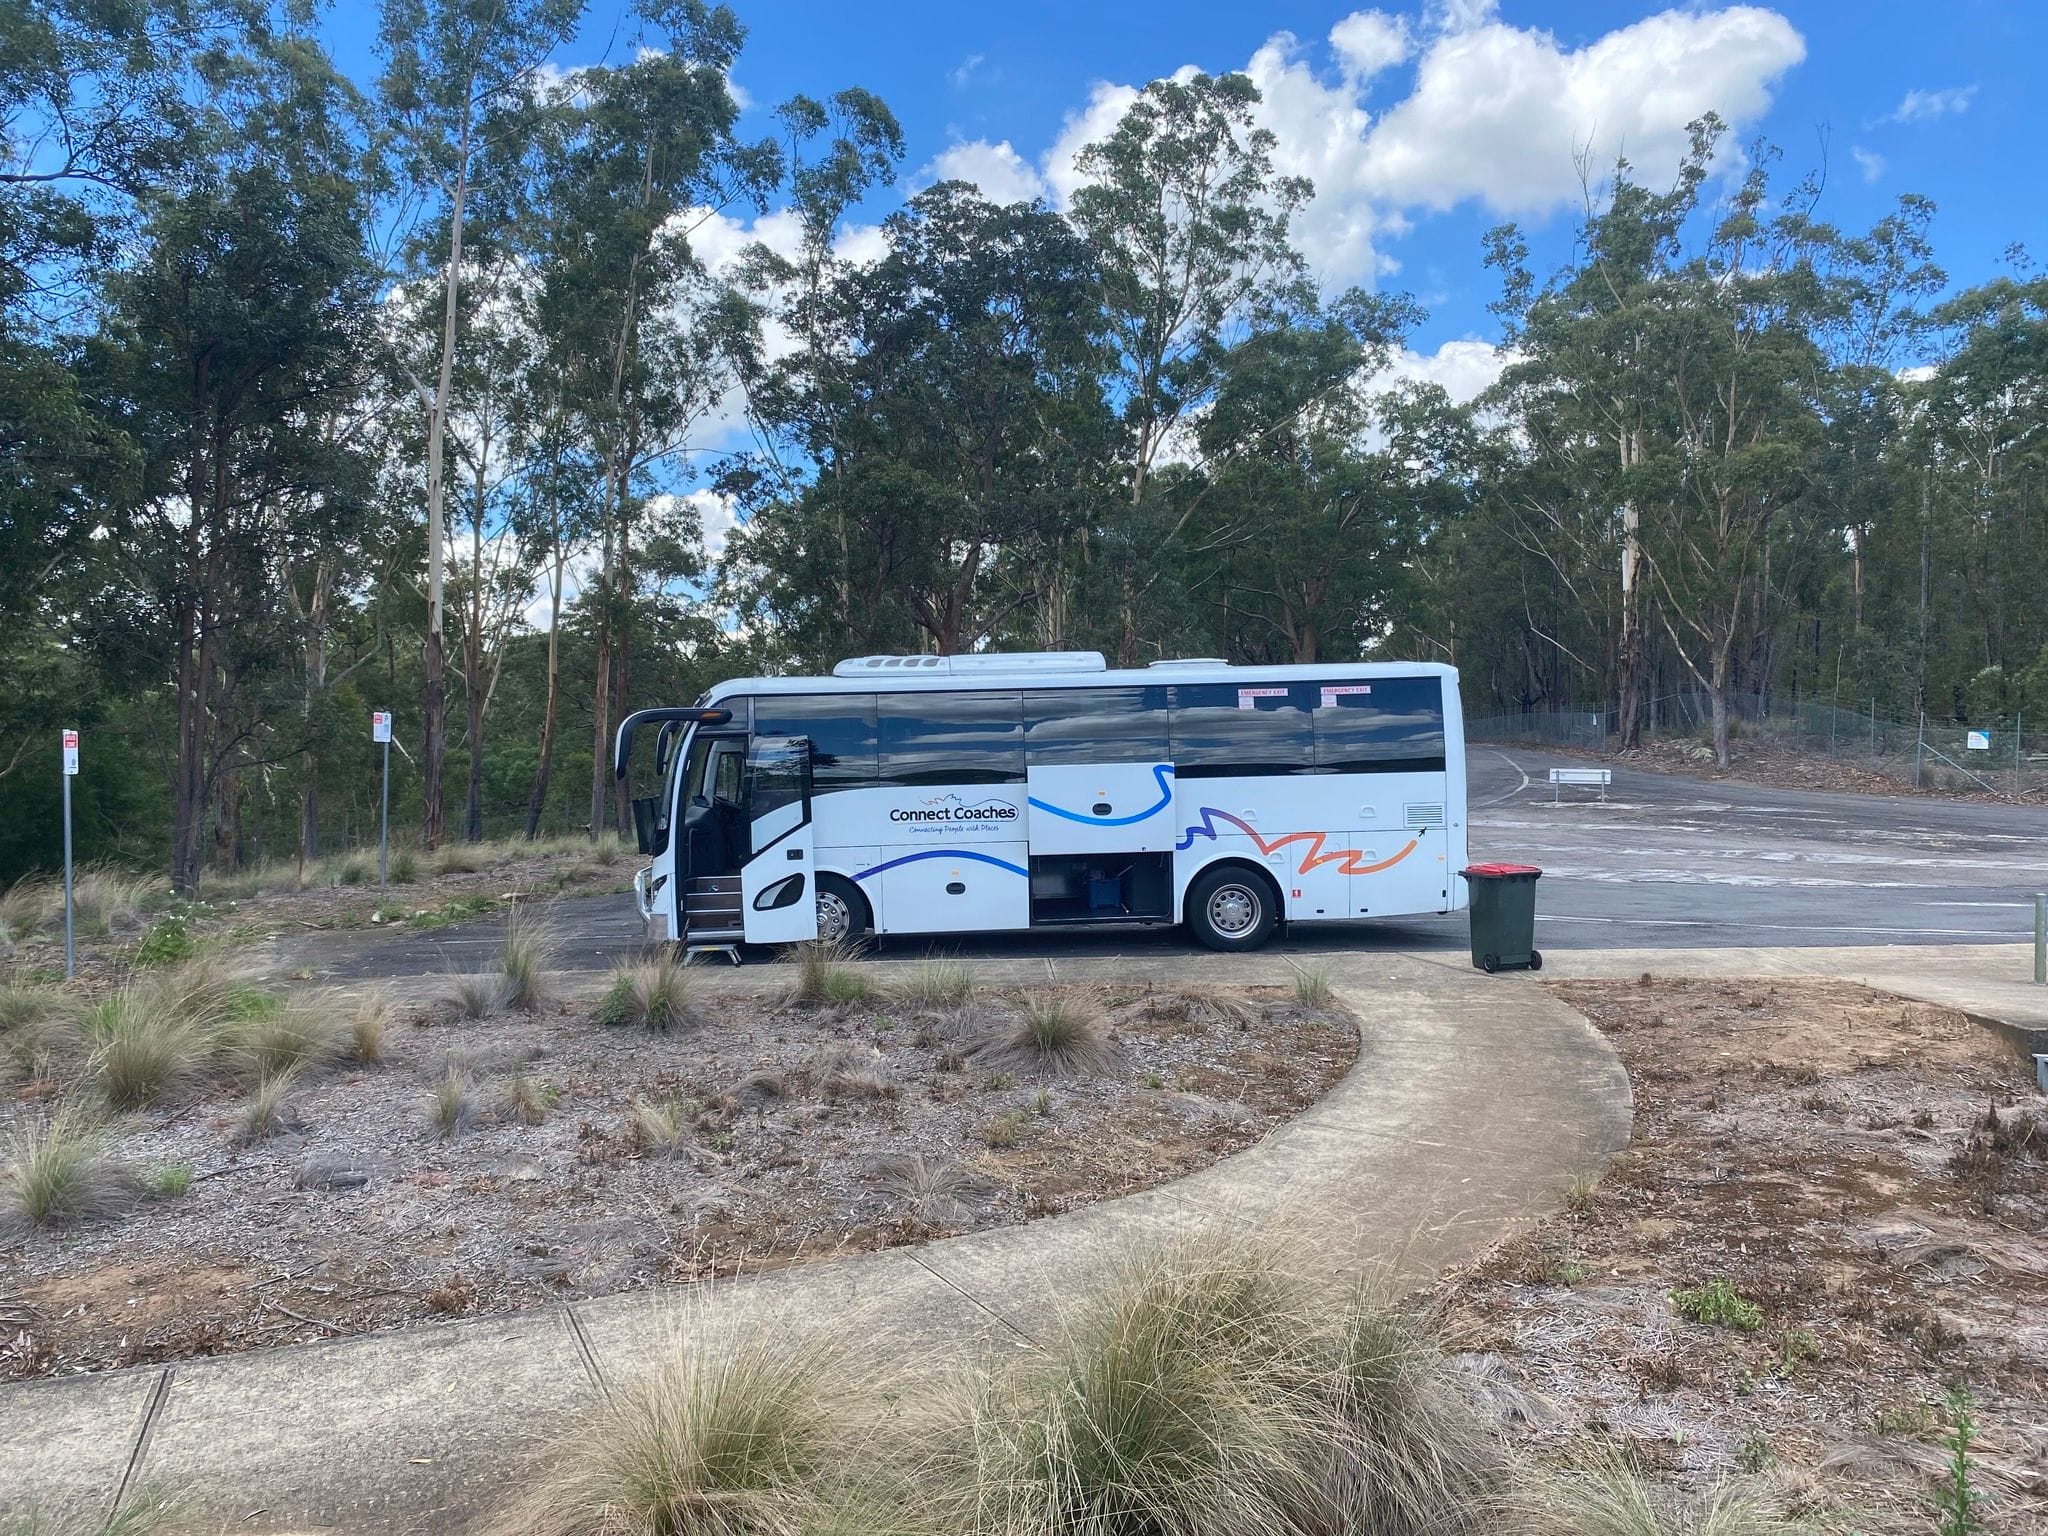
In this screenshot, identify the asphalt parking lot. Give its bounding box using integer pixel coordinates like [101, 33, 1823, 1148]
[304, 751, 2048, 980]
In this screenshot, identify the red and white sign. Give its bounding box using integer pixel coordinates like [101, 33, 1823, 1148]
[1319, 684, 1372, 707]
[372, 711, 392, 744]
[1236, 687, 1289, 710]
[61, 729, 78, 776]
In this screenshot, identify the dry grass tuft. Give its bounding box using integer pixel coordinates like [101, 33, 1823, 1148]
[499, 904, 556, 1012]
[498, 1071, 558, 1126]
[629, 1095, 698, 1157]
[900, 959, 975, 1008]
[77, 983, 212, 1110]
[221, 995, 349, 1082]
[811, 1043, 897, 1102]
[0, 982, 84, 1083]
[1515, 1455, 1801, 1536]
[870, 1152, 976, 1226]
[446, 970, 501, 1021]
[971, 994, 1117, 1078]
[1289, 963, 1335, 1010]
[787, 937, 877, 1007]
[596, 953, 693, 1032]
[1, 1102, 137, 1231]
[236, 1068, 307, 1144]
[425, 1067, 481, 1138]
[349, 987, 391, 1063]
[493, 1330, 859, 1536]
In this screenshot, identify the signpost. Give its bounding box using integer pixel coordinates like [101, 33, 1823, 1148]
[373, 711, 393, 887]
[61, 729, 78, 980]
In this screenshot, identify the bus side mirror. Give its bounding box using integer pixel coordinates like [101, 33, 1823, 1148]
[631, 796, 659, 855]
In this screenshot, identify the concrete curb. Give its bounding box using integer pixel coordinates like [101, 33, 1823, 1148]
[0, 954, 1631, 1535]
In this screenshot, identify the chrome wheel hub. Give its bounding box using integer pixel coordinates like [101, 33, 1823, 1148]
[816, 889, 852, 943]
[1207, 884, 1260, 936]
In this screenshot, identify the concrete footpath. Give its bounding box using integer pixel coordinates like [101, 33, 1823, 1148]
[1, 953, 1631, 1535]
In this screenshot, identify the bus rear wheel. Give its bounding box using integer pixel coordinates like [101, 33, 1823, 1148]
[1186, 865, 1278, 952]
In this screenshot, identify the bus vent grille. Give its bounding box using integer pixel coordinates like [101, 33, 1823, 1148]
[1403, 803, 1446, 829]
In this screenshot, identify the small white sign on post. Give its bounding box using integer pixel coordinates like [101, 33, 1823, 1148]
[62, 728, 79, 775]
[1966, 729, 1991, 752]
[372, 710, 392, 744]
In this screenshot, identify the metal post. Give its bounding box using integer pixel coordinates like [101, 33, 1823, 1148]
[2035, 892, 2045, 986]
[379, 737, 391, 887]
[62, 768, 74, 982]
[1870, 699, 1876, 758]
[1915, 710, 1925, 789]
[2017, 712, 2024, 797]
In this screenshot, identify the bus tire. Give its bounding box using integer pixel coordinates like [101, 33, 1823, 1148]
[1185, 864, 1279, 952]
[815, 873, 871, 946]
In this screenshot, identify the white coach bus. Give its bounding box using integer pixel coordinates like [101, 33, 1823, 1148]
[614, 651, 1468, 954]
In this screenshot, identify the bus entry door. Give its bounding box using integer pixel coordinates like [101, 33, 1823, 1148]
[740, 735, 817, 944]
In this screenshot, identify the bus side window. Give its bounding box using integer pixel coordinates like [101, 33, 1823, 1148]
[1312, 678, 1447, 774]
[1168, 683, 1316, 777]
[880, 691, 1025, 785]
[1024, 686, 1170, 765]
[753, 694, 878, 790]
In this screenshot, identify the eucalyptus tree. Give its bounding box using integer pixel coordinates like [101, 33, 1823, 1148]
[1065, 70, 1313, 662]
[84, 27, 379, 893]
[729, 182, 1113, 659]
[523, 1, 780, 835]
[377, 0, 583, 849]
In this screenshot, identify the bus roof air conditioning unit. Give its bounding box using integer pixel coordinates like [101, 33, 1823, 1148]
[1148, 658, 1228, 668]
[831, 651, 1106, 678]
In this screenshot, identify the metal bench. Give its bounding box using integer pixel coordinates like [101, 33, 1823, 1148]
[1548, 766, 1612, 802]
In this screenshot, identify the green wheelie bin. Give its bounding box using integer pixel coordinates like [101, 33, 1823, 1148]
[1458, 863, 1542, 973]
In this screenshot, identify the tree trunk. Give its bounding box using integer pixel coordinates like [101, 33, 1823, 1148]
[421, 116, 473, 854]
[297, 561, 332, 867]
[525, 551, 565, 840]
[1615, 428, 1646, 751]
[1711, 636, 1734, 769]
[586, 555, 613, 840]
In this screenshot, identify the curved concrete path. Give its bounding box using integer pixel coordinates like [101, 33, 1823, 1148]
[0, 955, 1631, 1535]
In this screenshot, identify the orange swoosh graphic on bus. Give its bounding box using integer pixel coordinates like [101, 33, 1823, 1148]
[1175, 808, 1422, 876]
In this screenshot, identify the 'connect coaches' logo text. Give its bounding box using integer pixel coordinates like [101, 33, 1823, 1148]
[889, 793, 1020, 824]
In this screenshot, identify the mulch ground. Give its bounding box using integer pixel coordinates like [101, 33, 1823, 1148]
[1, 979, 1356, 1380]
[1440, 977, 2048, 1533]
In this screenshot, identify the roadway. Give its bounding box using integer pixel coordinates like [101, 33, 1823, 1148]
[306, 751, 2048, 980]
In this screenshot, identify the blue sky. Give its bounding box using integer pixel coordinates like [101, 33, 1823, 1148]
[332, 0, 2044, 390]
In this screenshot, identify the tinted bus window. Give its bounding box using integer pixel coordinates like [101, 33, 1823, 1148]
[879, 691, 1025, 785]
[752, 693, 878, 789]
[1023, 686, 1170, 765]
[1312, 678, 1446, 773]
[1168, 683, 1316, 777]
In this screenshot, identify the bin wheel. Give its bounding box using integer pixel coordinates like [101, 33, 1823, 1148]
[1528, 950, 1543, 972]
[1481, 953, 1500, 974]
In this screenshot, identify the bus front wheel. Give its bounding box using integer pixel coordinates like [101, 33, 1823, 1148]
[815, 874, 871, 946]
[1186, 865, 1278, 952]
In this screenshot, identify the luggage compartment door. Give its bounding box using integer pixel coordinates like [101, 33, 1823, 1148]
[1025, 762, 1176, 856]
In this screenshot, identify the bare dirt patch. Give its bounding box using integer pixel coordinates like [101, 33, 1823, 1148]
[1440, 977, 2048, 1531]
[1, 978, 1355, 1380]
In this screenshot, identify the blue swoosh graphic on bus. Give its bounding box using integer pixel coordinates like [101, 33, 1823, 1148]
[1027, 763, 1176, 826]
[853, 849, 1030, 882]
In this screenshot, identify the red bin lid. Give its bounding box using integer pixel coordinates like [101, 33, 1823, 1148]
[1460, 862, 1542, 877]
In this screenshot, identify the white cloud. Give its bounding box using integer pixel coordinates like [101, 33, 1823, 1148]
[1423, 0, 1499, 33]
[1852, 146, 1885, 184]
[920, 139, 1049, 204]
[1377, 338, 1508, 403]
[1041, 78, 1151, 206]
[1882, 85, 1977, 125]
[950, 52, 987, 89]
[679, 489, 742, 561]
[1360, 7, 1805, 213]
[1329, 10, 1410, 83]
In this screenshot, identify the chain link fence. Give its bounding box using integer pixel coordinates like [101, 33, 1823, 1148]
[1469, 692, 2048, 797]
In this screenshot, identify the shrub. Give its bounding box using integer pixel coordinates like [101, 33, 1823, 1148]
[1671, 1279, 1765, 1332]
[433, 841, 490, 876]
[336, 854, 369, 887]
[221, 995, 348, 1081]
[589, 831, 625, 867]
[493, 1331, 855, 1536]
[388, 847, 420, 884]
[425, 1068, 480, 1138]
[147, 1162, 194, 1199]
[597, 954, 693, 1032]
[972, 994, 1116, 1078]
[0, 874, 57, 936]
[901, 960, 975, 1008]
[1, 1103, 135, 1230]
[0, 983, 83, 1083]
[500, 905, 556, 1013]
[787, 938, 876, 1007]
[134, 914, 199, 967]
[69, 866, 153, 938]
[1289, 963, 1335, 1010]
